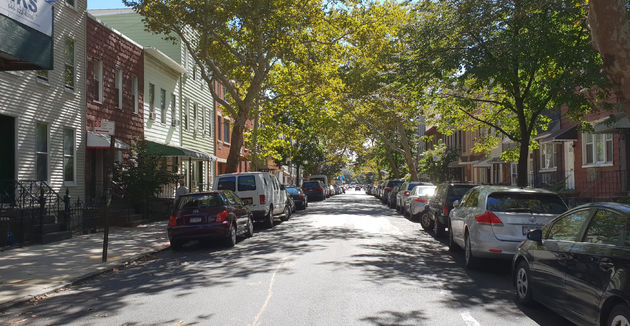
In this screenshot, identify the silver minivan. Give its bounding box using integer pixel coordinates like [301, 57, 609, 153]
[214, 172, 289, 228]
[449, 186, 567, 268]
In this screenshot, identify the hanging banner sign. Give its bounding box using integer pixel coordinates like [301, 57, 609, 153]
[0, 0, 55, 36]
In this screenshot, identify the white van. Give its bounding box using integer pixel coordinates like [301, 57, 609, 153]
[309, 175, 329, 197]
[214, 172, 288, 228]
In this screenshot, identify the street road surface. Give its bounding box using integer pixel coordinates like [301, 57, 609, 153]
[0, 190, 573, 326]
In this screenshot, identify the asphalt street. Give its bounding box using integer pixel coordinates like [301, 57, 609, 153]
[0, 190, 574, 326]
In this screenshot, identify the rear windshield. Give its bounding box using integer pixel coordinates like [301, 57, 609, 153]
[286, 187, 299, 195]
[414, 186, 436, 196]
[449, 185, 476, 198]
[303, 182, 320, 189]
[407, 183, 421, 190]
[217, 176, 236, 191]
[177, 194, 223, 210]
[238, 175, 256, 191]
[486, 192, 567, 214]
[387, 180, 403, 187]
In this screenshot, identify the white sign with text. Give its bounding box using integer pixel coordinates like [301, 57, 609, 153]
[0, 0, 55, 36]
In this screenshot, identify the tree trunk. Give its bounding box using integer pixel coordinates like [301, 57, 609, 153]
[226, 109, 249, 173]
[397, 123, 418, 181]
[588, 0, 630, 107]
[517, 138, 529, 187]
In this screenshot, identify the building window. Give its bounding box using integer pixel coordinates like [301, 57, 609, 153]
[36, 123, 48, 181]
[583, 133, 613, 166]
[193, 103, 198, 132]
[115, 69, 123, 109]
[217, 117, 222, 141]
[132, 76, 138, 114]
[94, 61, 103, 102]
[148, 83, 155, 119]
[184, 99, 189, 130]
[192, 66, 196, 80]
[66, 0, 75, 8]
[224, 120, 230, 143]
[64, 38, 74, 90]
[37, 70, 48, 82]
[202, 107, 206, 134]
[540, 143, 557, 170]
[160, 88, 166, 123]
[63, 128, 75, 182]
[170, 94, 177, 127]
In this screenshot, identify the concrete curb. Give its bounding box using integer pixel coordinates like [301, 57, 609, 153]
[0, 244, 171, 311]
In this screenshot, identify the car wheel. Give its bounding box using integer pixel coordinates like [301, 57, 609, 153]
[170, 239, 183, 251]
[464, 233, 479, 269]
[281, 206, 290, 221]
[434, 219, 445, 238]
[420, 212, 433, 231]
[514, 260, 533, 305]
[608, 304, 630, 326]
[245, 216, 254, 238]
[226, 223, 237, 247]
[448, 219, 459, 252]
[265, 206, 274, 229]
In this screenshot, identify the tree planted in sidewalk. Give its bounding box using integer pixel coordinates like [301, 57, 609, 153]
[406, 0, 609, 186]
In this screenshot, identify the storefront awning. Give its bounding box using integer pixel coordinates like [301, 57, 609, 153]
[145, 140, 214, 161]
[535, 125, 577, 143]
[593, 113, 630, 134]
[86, 131, 130, 150]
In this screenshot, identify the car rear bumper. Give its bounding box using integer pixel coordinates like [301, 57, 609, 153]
[251, 209, 270, 221]
[168, 223, 229, 241]
[470, 236, 520, 259]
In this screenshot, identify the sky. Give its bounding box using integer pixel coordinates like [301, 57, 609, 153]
[88, 0, 129, 9]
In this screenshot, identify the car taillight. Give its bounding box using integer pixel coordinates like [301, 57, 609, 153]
[404, 191, 410, 196]
[384, 187, 392, 191]
[299, 194, 304, 199]
[169, 216, 176, 227]
[414, 198, 427, 203]
[475, 211, 503, 225]
[259, 195, 266, 204]
[316, 187, 322, 191]
[216, 210, 228, 223]
[443, 205, 449, 216]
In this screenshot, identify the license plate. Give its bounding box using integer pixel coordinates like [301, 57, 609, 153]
[242, 198, 253, 205]
[190, 217, 202, 223]
[522, 225, 541, 235]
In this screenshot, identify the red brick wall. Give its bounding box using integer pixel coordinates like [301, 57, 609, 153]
[86, 17, 144, 147]
[214, 80, 252, 175]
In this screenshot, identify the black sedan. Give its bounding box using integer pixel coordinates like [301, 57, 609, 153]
[168, 191, 254, 249]
[286, 186, 308, 210]
[513, 202, 630, 326]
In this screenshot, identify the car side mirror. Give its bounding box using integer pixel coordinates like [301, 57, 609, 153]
[526, 229, 543, 243]
[453, 200, 460, 208]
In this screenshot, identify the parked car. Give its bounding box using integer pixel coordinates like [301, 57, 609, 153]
[214, 172, 289, 228]
[396, 181, 430, 213]
[381, 179, 404, 205]
[405, 185, 437, 220]
[387, 185, 401, 208]
[424, 182, 477, 236]
[286, 186, 308, 210]
[168, 191, 254, 249]
[513, 203, 630, 326]
[285, 189, 296, 214]
[302, 181, 326, 201]
[329, 185, 336, 197]
[449, 186, 567, 268]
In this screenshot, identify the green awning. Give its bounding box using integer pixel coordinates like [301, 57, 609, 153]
[145, 141, 213, 160]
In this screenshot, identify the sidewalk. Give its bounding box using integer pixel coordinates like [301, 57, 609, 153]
[0, 221, 170, 309]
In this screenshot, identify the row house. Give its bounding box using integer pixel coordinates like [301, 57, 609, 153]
[213, 81, 252, 175]
[0, 0, 87, 203]
[92, 9, 216, 193]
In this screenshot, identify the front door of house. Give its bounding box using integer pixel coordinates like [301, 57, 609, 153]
[0, 115, 15, 203]
[564, 142, 575, 190]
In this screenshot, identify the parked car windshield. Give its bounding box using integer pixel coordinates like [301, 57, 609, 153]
[217, 176, 236, 191]
[387, 180, 403, 187]
[238, 175, 256, 191]
[286, 187, 299, 195]
[177, 194, 223, 210]
[486, 192, 567, 214]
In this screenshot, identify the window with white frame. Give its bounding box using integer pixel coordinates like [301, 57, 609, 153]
[64, 38, 75, 90]
[224, 119, 230, 143]
[160, 88, 166, 123]
[94, 61, 103, 102]
[202, 107, 206, 134]
[63, 128, 75, 182]
[540, 142, 557, 170]
[132, 76, 138, 114]
[193, 103, 198, 132]
[36, 123, 48, 181]
[115, 69, 123, 109]
[583, 133, 613, 166]
[170, 94, 177, 126]
[184, 99, 189, 130]
[148, 83, 155, 119]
